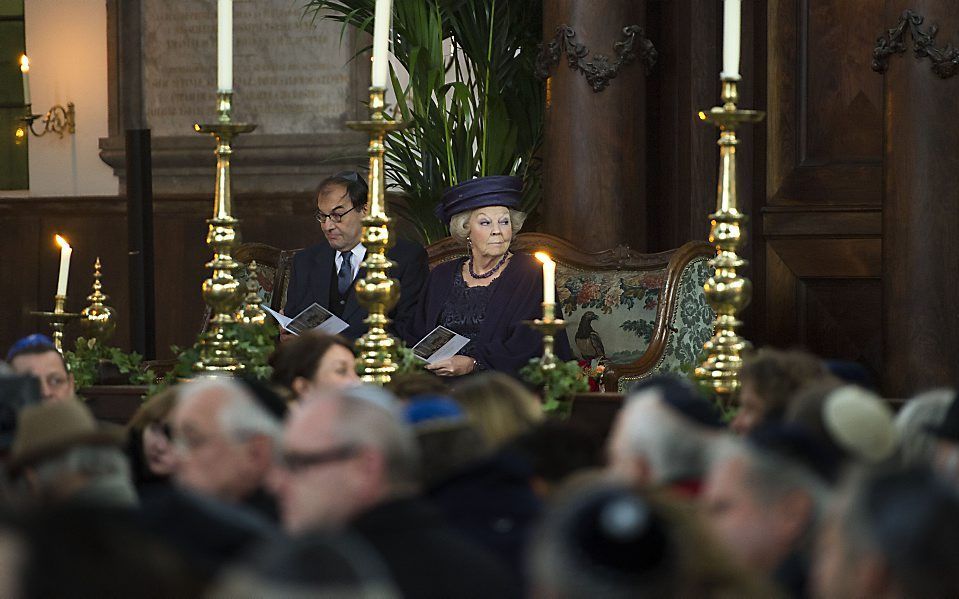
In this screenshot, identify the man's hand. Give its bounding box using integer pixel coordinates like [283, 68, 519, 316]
[425, 355, 477, 377]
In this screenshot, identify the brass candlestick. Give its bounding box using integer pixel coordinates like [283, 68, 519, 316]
[526, 303, 567, 371]
[31, 295, 79, 352]
[346, 87, 408, 384]
[193, 91, 256, 372]
[235, 260, 268, 327]
[693, 77, 765, 404]
[79, 257, 117, 344]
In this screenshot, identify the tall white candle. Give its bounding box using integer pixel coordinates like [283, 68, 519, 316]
[20, 55, 31, 105]
[217, 0, 233, 91]
[535, 252, 556, 305]
[371, 0, 392, 88]
[721, 0, 742, 79]
[55, 235, 72, 297]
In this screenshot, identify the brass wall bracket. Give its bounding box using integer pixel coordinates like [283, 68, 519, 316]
[536, 25, 657, 92]
[22, 102, 76, 138]
[873, 10, 959, 79]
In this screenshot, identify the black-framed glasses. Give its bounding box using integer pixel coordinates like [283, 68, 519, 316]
[314, 205, 356, 224]
[279, 444, 359, 473]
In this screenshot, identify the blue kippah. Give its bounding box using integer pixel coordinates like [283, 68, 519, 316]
[435, 175, 523, 226]
[404, 395, 465, 425]
[6, 334, 57, 362]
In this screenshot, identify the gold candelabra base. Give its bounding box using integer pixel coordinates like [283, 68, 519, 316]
[693, 77, 765, 404]
[31, 294, 79, 352]
[193, 91, 256, 373]
[346, 87, 408, 384]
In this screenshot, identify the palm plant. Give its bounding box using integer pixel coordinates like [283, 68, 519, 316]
[305, 0, 544, 243]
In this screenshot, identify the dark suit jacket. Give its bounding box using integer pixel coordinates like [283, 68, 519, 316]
[349, 497, 519, 599]
[284, 238, 428, 340]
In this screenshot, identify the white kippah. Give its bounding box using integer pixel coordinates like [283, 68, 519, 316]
[823, 385, 899, 463]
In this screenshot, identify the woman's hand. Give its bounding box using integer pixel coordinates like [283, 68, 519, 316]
[426, 355, 477, 377]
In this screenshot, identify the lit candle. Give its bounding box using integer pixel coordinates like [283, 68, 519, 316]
[371, 0, 393, 88]
[535, 252, 556, 305]
[55, 235, 73, 297]
[20, 55, 31, 105]
[217, 0, 233, 91]
[721, 0, 741, 79]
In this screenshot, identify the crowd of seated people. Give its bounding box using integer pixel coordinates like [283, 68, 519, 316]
[4, 332, 959, 598]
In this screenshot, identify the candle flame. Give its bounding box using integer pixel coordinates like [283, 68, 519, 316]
[698, 111, 707, 121]
[534, 251, 553, 265]
[55, 234, 70, 249]
[20, 55, 29, 73]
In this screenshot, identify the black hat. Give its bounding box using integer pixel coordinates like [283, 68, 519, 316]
[435, 175, 523, 226]
[630, 374, 724, 429]
[564, 487, 671, 578]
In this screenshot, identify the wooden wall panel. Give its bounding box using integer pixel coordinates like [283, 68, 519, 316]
[763, 0, 885, 387]
[767, 0, 884, 207]
[0, 193, 319, 361]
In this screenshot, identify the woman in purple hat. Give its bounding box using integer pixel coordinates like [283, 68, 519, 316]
[404, 176, 572, 378]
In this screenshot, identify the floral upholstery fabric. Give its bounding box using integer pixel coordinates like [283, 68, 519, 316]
[234, 263, 278, 307]
[558, 266, 666, 363]
[617, 257, 715, 392]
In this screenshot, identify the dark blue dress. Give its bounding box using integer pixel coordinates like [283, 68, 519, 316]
[405, 252, 572, 378]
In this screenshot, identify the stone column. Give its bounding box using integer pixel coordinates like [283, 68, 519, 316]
[881, 1, 959, 396]
[540, 0, 650, 251]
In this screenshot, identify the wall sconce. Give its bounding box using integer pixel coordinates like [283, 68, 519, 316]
[19, 55, 75, 139]
[22, 103, 76, 138]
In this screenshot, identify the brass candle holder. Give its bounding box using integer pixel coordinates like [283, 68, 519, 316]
[346, 87, 408, 384]
[79, 257, 117, 344]
[235, 260, 268, 327]
[31, 295, 79, 352]
[193, 91, 256, 372]
[693, 77, 765, 404]
[525, 303, 567, 372]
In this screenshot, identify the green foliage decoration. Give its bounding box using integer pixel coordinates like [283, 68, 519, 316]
[64, 337, 155, 389]
[520, 357, 589, 417]
[305, 0, 545, 243]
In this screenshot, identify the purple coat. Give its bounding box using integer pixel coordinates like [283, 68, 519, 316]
[404, 253, 572, 377]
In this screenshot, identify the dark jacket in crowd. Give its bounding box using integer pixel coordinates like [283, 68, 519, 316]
[426, 449, 541, 585]
[349, 496, 520, 599]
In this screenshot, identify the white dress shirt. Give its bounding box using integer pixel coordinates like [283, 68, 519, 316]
[335, 243, 366, 283]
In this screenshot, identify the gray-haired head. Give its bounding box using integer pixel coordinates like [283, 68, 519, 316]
[607, 386, 719, 486]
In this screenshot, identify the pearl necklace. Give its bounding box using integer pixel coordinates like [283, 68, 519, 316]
[468, 252, 510, 279]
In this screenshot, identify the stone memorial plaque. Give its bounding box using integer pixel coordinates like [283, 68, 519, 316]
[102, 0, 368, 193]
[142, 0, 354, 136]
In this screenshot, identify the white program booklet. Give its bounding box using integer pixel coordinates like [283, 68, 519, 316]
[412, 326, 471, 363]
[264, 304, 350, 336]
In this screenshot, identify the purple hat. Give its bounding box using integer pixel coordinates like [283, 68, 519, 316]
[435, 175, 523, 226]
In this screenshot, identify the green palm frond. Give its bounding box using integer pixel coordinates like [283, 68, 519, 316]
[305, 0, 544, 244]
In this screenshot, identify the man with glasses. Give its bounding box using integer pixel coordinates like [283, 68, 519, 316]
[6, 334, 75, 403]
[284, 171, 429, 340]
[268, 387, 517, 597]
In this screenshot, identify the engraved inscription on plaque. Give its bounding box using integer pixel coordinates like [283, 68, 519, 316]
[142, 0, 354, 136]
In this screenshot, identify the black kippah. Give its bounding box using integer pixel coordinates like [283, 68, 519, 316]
[567, 488, 671, 579]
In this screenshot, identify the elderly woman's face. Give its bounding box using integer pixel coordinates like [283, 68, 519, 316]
[468, 206, 512, 258]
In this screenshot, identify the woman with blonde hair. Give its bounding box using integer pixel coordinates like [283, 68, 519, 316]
[451, 372, 543, 447]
